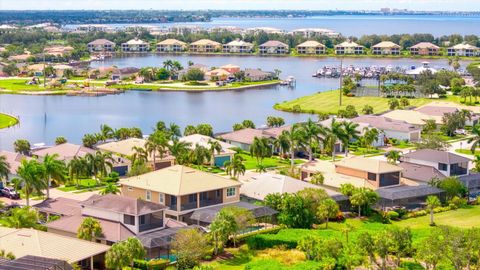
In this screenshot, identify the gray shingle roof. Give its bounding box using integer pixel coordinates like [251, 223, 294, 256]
[352, 115, 420, 133]
[398, 162, 445, 183]
[402, 149, 471, 165]
[81, 194, 166, 215]
[376, 185, 443, 200]
[189, 201, 277, 224]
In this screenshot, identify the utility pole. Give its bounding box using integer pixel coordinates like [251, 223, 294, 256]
[339, 57, 343, 106]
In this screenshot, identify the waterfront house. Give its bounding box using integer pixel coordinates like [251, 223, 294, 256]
[240, 173, 346, 203]
[409, 42, 440, 56]
[335, 41, 365, 55]
[447, 43, 480, 57]
[156, 39, 187, 53]
[110, 67, 140, 81]
[189, 39, 221, 53]
[405, 62, 438, 79]
[217, 128, 276, 151]
[87, 39, 115, 52]
[204, 68, 232, 81]
[244, 68, 274, 81]
[179, 134, 236, 167]
[416, 105, 479, 126]
[382, 105, 478, 127]
[121, 38, 150, 52]
[352, 115, 422, 142]
[291, 28, 340, 38]
[296, 40, 326, 55]
[0, 150, 30, 181]
[96, 138, 175, 171]
[0, 227, 109, 269]
[222, 40, 254, 53]
[318, 118, 385, 149]
[371, 41, 401, 55]
[259, 40, 289, 54]
[120, 165, 242, 222]
[220, 64, 241, 74]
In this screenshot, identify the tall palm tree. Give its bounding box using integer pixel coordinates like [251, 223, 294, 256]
[468, 124, 480, 154]
[323, 118, 346, 161]
[224, 155, 246, 179]
[0, 155, 11, 185]
[250, 137, 272, 167]
[86, 151, 114, 180]
[163, 60, 174, 71]
[42, 153, 66, 199]
[191, 144, 211, 165]
[281, 124, 306, 169]
[168, 140, 192, 165]
[341, 122, 360, 157]
[362, 128, 380, 152]
[208, 140, 222, 166]
[145, 131, 169, 169]
[168, 123, 182, 140]
[302, 118, 325, 161]
[99, 124, 114, 141]
[17, 159, 46, 207]
[274, 132, 290, 159]
[130, 146, 148, 166]
[68, 156, 87, 187]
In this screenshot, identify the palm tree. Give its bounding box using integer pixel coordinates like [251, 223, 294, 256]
[249, 137, 272, 168]
[191, 144, 211, 165]
[274, 132, 290, 159]
[168, 140, 192, 165]
[281, 124, 306, 170]
[163, 59, 174, 71]
[145, 131, 169, 169]
[68, 157, 87, 187]
[42, 153, 66, 199]
[86, 151, 114, 180]
[208, 140, 222, 166]
[302, 118, 324, 161]
[362, 127, 380, 153]
[168, 123, 182, 140]
[130, 146, 148, 166]
[99, 124, 114, 141]
[426, 195, 441, 226]
[341, 121, 360, 157]
[386, 150, 401, 165]
[17, 159, 46, 207]
[77, 217, 103, 241]
[323, 118, 346, 161]
[0, 155, 11, 185]
[224, 155, 246, 179]
[100, 183, 120, 195]
[468, 124, 480, 154]
[2, 207, 39, 229]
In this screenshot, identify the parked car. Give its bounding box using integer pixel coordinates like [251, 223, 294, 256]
[1, 187, 20, 199]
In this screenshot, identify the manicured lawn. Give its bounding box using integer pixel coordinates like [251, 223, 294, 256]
[455, 149, 480, 156]
[274, 89, 463, 115]
[0, 79, 48, 91]
[395, 205, 480, 229]
[57, 178, 103, 192]
[109, 80, 280, 91]
[238, 153, 305, 170]
[0, 113, 18, 129]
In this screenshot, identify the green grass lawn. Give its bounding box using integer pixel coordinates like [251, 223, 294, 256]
[238, 153, 305, 170]
[455, 149, 480, 156]
[0, 79, 48, 91]
[57, 178, 103, 192]
[274, 90, 465, 115]
[0, 113, 18, 129]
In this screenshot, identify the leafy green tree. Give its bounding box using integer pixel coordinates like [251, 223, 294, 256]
[191, 144, 211, 165]
[310, 172, 324, 185]
[3, 63, 19, 76]
[266, 116, 285, 127]
[210, 209, 236, 255]
[54, 136, 67, 145]
[241, 120, 255, 129]
[468, 124, 480, 154]
[105, 237, 145, 269]
[323, 118, 346, 161]
[426, 195, 441, 226]
[316, 198, 339, 228]
[145, 130, 169, 168]
[281, 124, 306, 169]
[183, 125, 198, 136]
[67, 156, 88, 187]
[172, 228, 209, 270]
[278, 193, 315, 228]
[1, 207, 39, 229]
[414, 132, 450, 151]
[124, 237, 146, 266]
[362, 127, 380, 150]
[416, 229, 446, 270]
[423, 119, 437, 133]
[196, 124, 213, 137]
[99, 124, 115, 141]
[350, 187, 379, 217]
[100, 183, 120, 195]
[77, 217, 102, 241]
[85, 151, 114, 179]
[17, 159, 46, 207]
[42, 153, 66, 199]
[222, 206, 254, 247]
[302, 118, 324, 161]
[389, 227, 413, 266]
[82, 134, 98, 148]
[340, 183, 356, 197]
[168, 140, 192, 165]
[386, 150, 401, 164]
[184, 68, 205, 81]
[438, 176, 466, 200]
[13, 139, 31, 155]
[341, 121, 360, 157]
[155, 67, 170, 80]
[232, 123, 244, 131]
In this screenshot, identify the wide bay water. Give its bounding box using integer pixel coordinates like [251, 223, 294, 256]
[0, 54, 471, 150]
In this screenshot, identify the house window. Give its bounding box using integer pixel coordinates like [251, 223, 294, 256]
[367, 173, 377, 181]
[124, 214, 135, 225]
[216, 190, 221, 198]
[188, 194, 197, 203]
[159, 193, 165, 204]
[438, 163, 448, 171]
[226, 187, 236, 197]
[146, 190, 151, 201]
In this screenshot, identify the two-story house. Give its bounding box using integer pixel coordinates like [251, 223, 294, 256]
[409, 42, 440, 56]
[259, 41, 289, 54]
[222, 40, 254, 53]
[447, 43, 480, 57]
[189, 39, 221, 53]
[156, 39, 187, 53]
[401, 149, 470, 178]
[335, 41, 365, 55]
[120, 165, 241, 222]
[371, 41, 401, 55]
[87, 39, 115, 53]
[296, 40, 326, 55]
[121, 38, 150, 52]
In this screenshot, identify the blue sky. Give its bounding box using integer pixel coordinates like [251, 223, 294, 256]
[0, 0, 478, 11]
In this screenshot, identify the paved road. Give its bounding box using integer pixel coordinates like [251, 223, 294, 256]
[0, 187, 101, 207]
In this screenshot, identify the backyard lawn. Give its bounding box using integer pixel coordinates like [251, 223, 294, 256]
[0, 113, 18, 129]
[0, 79, 47, 91]
[274, 89, 464, 115]
[455, 149, 480, 156]
[238, 153, 305, 170]
[57, 178, 104, 192]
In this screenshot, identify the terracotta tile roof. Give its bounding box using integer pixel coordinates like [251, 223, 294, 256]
[411, 42, 440, 49]
[352, 115, 421, 133]
[88, 39, 115, 46]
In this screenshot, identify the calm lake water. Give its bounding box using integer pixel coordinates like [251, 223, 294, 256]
[0, 54, 471, 150]
[68, 15, 480, 36]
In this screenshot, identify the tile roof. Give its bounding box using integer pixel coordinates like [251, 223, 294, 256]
[352, 115, 421, 133]
[217, 128, 275, 145]
[190, 39, 221, 46]
[296, 40, 326, 48]
[402, 149, 471, 165]
[260, 40, 289, 47]
[33, 197, 81, 216]
[179, 134, 236, 155]
[226, 40, 253, 47]
[81, 194, 167, 215]
[410, 42, 440, 49]
[415, 106, 459, 116]
[381, 110, 441, 125]
[240, 173, 345, 201]
[372, 41, 401, 48]
[398, 162, 446, 183]
[451, 43, 479, 50]
[0, 150, 30, 174]
[0, 227, 109, 263]
[335, 156, 403, 174]
[120, 165, 241, 196]
[88, 39, 115, 46]
[335, 41, 363, 48]
[32, 143, 95, 161]
[157, 39, 186, 46]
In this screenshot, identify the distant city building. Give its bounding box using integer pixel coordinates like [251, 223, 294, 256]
[291, 28, 340, 38]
